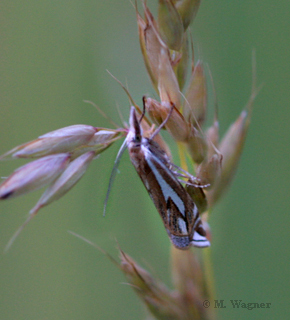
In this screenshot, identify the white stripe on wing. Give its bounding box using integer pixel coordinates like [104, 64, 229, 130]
[145, 152, 185, 217]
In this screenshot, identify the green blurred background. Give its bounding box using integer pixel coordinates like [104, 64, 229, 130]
[0, 1, 289, 319]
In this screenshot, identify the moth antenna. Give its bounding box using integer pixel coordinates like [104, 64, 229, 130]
[83, 100, 119, 128]
[150, 102, 175, 140]
[103, 139, 128, 217]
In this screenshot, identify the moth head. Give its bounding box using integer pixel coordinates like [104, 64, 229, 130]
[127, 107, 143, 145]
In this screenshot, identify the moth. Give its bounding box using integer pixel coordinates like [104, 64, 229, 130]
[126, 106, 210, 249]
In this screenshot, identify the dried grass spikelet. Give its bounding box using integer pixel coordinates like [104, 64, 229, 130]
[158, 48, 181, 109]
[118, 247, 188, 320]
[173, 0, 201, 30]
[0, 125, 123, 160]
[186, 125, 208, 164]
[207, 55, 260, 207]
[137, 3, 164, 93]
[3, 151, 96, 251]
[0, 153, 71, 200]
[70, 128, 123, 159]
[195, 153, 222, 190]
[173, 35, 190, 91]
[195, 116, 222, 190]
[145, 97, 189, 142]
[29, 151, 96, 215]
[68, 235, 211, 320]
[207, 108, 252, 207]
[0, 125, 97, 159]
[171, 246, 214, 320]
[0, 123, 124, 249]
[137, 1, 210, 167]
[158, 0, 184, 51]
[0, 125, 124, 202]
[185, 183, 208, 214]
[183, 60, 207, 128]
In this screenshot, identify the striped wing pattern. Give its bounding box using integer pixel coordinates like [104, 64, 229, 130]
[126, 107, 210, 249]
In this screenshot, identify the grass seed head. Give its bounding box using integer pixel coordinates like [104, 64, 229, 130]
[157, 0, 184, 51]
[0, 153, 70, 200]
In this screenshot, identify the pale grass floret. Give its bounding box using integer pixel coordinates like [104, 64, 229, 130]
[30, 151, 96, 215]
[1, 125, 97, 159]
[0, 153, 70, 199]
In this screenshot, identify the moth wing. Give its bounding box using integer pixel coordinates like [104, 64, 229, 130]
[191, 230, 210, 248]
